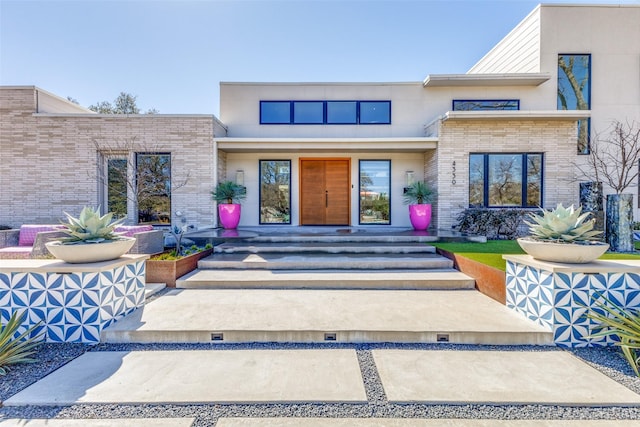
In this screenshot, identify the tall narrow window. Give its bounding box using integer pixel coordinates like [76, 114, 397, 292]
[136, 153, 171, 225]
[558, 54, 591, 154]
[260, 160, 291, 224]
[106, 158, 128, 219]
[359, 160, 391, 224]
[469, 154, 485, 207]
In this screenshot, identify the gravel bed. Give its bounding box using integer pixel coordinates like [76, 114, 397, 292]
[1, 342, 639, 426]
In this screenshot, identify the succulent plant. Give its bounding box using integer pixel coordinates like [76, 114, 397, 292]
[403, 181, 436, 205]
[60, 206, 126, 244]
[524, 203, 602, 243]
[212, 181, 246, 204]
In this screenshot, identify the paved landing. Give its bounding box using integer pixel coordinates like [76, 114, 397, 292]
[101, 289, 551, 344]
[3, 350, 366, 406]
[216, 420, 640, 427]
[373, 350, 640, 406]
[0, 420, 194, 427]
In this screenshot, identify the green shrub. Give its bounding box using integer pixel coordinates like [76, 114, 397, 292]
[0, 311, 43, 375]
[456, 208, 529, 240]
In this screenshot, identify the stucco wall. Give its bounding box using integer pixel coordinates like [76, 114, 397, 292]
[0, 88, 220, 229]
[436, 119, 578, 230]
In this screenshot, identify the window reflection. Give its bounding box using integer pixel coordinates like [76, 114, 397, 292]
[359, 160, 390, 224]
[260, 160, 291, 224]
[558, 54, 591, 154]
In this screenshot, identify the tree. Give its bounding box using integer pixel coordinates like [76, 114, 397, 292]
[574, 120, 640, 195]
[89, 92, 158, 114]
[66, 96, 79, 105]
[573, 120, 640, 252]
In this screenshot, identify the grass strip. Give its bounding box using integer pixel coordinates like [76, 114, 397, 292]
[432, 240, 639, 272]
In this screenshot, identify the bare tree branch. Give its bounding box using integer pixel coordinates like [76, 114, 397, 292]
[572, 120, 640, 194]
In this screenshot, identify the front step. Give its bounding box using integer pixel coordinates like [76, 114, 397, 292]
[101, 289, 553, 345]
[198, 252, 452, 270]
[177, 269, 474, 290]
[215, 242, 436, 254]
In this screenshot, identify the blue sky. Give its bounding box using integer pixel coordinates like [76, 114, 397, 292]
[1, 0, 637, 115]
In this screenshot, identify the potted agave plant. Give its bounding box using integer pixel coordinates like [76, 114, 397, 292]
[517, 203, 609, 264]
[403, 181, 436, 231]
[45, 206, 136, 263]
[212, 180, 246, 229]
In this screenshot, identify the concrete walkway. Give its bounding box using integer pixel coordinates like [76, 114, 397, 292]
[100, 289, 552, 345]
[4, 348, 640, 407]
[216, 421, 640, 427]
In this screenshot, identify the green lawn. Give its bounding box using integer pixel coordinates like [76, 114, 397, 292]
[432, 240, 640, 271]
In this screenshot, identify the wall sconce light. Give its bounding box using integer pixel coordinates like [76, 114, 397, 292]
[405, 171, 415, 187]
[235, 170, 244, 186]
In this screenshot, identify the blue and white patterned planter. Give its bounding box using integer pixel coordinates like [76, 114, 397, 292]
[0, 255, 147, 344]
[504, 255, 640, 347]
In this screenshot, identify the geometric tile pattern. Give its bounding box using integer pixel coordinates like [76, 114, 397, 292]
[0, 259, 145, 344]
[506, 260, 640, 348]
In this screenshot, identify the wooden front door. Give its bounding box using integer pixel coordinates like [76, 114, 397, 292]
[300, 159, 350, 225]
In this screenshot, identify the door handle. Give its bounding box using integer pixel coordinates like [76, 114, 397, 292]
[325, 190, 328, 208]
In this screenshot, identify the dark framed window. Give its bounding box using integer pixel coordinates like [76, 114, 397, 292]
[453, 100, 519, 111]
[557, 54, 591, 154]
[359, 160, 391, 225]
[359, 101, 391, 124]
[136, 153, 171, 225]
[106, 157, 128, 219]
[469, 153, 543, 208]
[260, 101, 291, 124]
[259, 160, 291, 224]
[259, 100, 391, 125]
[327, 101, 357, 124]
[293, 101, 324, 124]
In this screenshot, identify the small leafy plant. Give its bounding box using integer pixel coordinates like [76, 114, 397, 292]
[0, 311, 43, 375]
[524, 203, 602, 243]
[212, 181, 246, 204]
[587, 294, 640, 377]
[60, 206, 126, 245]
[403, 181, 435, 205]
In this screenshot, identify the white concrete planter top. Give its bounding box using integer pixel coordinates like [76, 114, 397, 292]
[46, 237, 136, 264]
[516, 238, 609, 264]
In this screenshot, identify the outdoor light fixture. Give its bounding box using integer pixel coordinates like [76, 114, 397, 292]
[235, 170, 244, 186]
[405, 171, 415, 187]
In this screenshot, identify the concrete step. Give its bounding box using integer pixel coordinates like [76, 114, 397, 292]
[177, 268, 475, 290]
[214, 242, 437, 254]
[197, 253, 453, 270]
[247, 234, 441, 243]
[100, 289, 553, 345]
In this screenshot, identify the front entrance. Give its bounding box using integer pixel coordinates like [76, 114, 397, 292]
[299, 158, 350, 225]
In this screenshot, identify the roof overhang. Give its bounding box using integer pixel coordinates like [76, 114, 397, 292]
[423, 73, 551, 87]
[214, 137, 438, 153]
[442, 110, 590, 121]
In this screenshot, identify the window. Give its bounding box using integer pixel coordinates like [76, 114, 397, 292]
[359, 101, 391, 124]
[293, 101, 324, 124]
[359, 160, 391, 225]
[558, 54, 591, 154]
[136, 153, 171, 225]
[106, 157, 128, 219]
[260, 101, 290, 124]
[327, 101, 357, 124]
[453, 100, 519, 111]
[469, 153, 543, 208]
[259, 100, 391, 125]
[260, 160, 291, 224]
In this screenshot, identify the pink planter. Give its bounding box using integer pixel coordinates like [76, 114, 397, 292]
[409, 204, 432, 230]
[218, 204, 241, 229]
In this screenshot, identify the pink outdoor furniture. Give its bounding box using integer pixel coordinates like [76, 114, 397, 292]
[0, 224, 164, 259]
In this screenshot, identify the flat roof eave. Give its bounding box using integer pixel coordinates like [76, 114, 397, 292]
[442, 110, 590, 121]
[423, 73, 551, 87]
[214, 137, 438, 153]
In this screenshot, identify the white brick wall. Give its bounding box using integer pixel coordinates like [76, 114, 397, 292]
[0, 88, 219, 229]
[435, 119, 578, 230]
